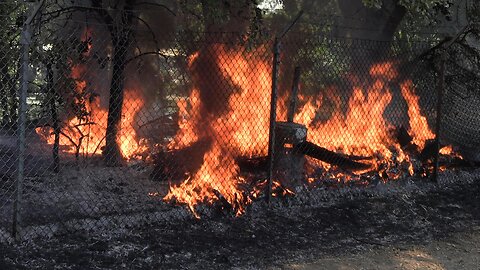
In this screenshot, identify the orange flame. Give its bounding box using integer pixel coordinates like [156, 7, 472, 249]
[36, 90, 145, 159]
[164, 44, 272, 217]
[164, 46, 461, 217]
[296, 62, 408, 177]
[164, 143, 248, 218]
[400, 80, 435, 149]
[36, 28, 146, 160]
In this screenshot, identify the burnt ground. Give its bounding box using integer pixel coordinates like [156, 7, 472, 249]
[0, 176, 480, 269]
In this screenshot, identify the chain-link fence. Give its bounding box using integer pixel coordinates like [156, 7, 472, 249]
[0, 3, 479, 242]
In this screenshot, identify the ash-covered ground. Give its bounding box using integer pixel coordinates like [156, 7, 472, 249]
[1, 168, 480, 269]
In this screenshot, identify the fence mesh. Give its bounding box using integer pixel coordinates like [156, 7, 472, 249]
[0, 4, 478, 242]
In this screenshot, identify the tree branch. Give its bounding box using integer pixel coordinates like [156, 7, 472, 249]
[125, 51, 169, 66]
[134, 2, 176, 16]
[132, 14, 161, 52]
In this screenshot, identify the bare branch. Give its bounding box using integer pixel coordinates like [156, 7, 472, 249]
[90, 135, 106, 157]
[134, 2, 176, 16]
[59, 130, 79, 149]
[125, 51, 169, 65]
[132, 14, 161, 52]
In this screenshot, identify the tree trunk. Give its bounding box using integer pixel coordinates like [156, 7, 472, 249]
[103, 0, 135, 166]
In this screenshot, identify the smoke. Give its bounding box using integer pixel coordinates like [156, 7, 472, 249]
[56, 0, 180, 104]
[189, 44, 243, 116]
[129, 0, 178, 94]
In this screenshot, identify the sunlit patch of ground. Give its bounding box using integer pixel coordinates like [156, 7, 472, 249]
[285, 229, 480, 270]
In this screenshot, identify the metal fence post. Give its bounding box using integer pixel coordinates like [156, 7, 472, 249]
[12, 23, 31, 241]
[432, 51, 446, 183]
[266, 37, 281, 203]
[266, 11, 303, 203]
[431, 25, 470, 183]
[11, 0, 45, 241]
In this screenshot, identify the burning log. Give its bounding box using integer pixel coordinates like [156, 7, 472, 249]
[420, 140, 464, 164]
[269, 61, 373, 183]
[212, 189, 236, 215]
[419, 139, 437, 162]
[238, 121, 373, 179]
[295, 141, 372, 171]
[392, 127, 470, 176]
[396, 126, 412, 148]
[392, 126, 432, 176]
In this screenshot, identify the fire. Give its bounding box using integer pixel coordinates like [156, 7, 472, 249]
[117, 91, 147, 158]
[298, 69, 395, 159]
[439, 145, 463, 159]
[36, 28, 146, 160]
[164, 143, 248, 218]
[38, 28, 460, 217]
[164, 44, 462, 217]
[167, 88, 201, 150]
[400, 80, 435, 149]
[164, 44, 272, 217]
[36, 89, 145, 159]
[295, 62, 419, 178]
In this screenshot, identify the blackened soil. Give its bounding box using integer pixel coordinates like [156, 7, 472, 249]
[1, 180, 480, 269]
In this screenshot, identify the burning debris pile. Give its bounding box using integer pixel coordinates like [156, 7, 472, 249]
[158, 45, 463, 217]
[162, 45, 282, 217]
[32, 29, 464, 219]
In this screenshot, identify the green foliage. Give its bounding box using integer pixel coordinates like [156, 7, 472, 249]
[363, 0, 452, 15]
[0, 0, 27, 126]
[361, 0, 462, 45]
[362, 0, 454, 29]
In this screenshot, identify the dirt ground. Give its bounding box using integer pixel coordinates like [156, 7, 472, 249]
[284, 229, 480, 270]
[1, 175, 480, 269]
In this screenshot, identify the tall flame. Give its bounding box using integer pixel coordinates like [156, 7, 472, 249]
[165, 44, 272, 217]
[298, 63, 396, 159]
[164, 46, 458, 217]
[400, 80, 435, 149]
[36, 30, 458, 217]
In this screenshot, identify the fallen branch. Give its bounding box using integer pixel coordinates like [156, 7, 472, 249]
[295, 141, 372, 171]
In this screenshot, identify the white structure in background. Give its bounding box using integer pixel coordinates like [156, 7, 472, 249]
[257, 0, 283, 14]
